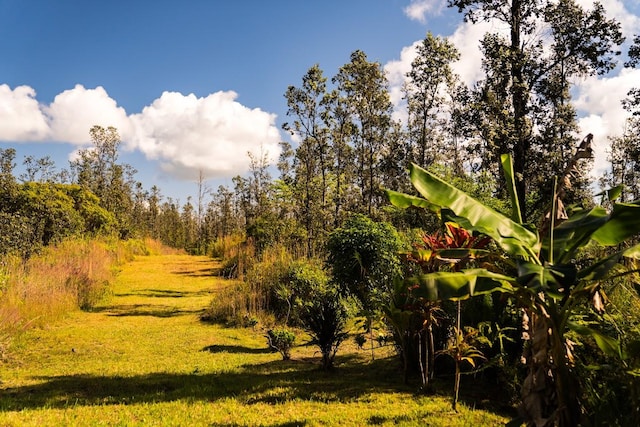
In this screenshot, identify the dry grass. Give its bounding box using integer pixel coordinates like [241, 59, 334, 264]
[0, 238, 178, 358]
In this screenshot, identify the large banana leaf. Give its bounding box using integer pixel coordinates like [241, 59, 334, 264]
[516, 261, 577, 300]
[577, 243, 640, 282]
[385, 189, 439, 212]
[567, 321, 622, 358]
[408, 268, 515, 301]
[543, 206, 609, 263]
[407, 163, 540, 259]
[590, 202, 640, 246]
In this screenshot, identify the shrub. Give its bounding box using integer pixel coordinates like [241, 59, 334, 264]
[326, 214, 404, 312]
[200, 281, 252, 324]
[299, 286, 349, 370]
[266, 328, 296, 360]
[272, 259, 329, 325]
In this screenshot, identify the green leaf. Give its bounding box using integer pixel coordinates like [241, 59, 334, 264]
[385, 189, 439, 213]
[408, 163, 540, 259]
[500, 154, 524, 224]
[544, 206, 608, 263]
[567, 321, 621, 358]
[578, 242, 640, 282]
[516, 262, 575, 299]
[432, 248, 493, 261]
[408, 268, 515, 301]
[595, 185, 623, 202]
[591, 202, 640, 246]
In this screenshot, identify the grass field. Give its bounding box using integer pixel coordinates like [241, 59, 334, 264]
[0, 254, 513, 426]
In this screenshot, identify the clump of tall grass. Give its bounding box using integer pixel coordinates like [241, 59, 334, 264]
[202, 243, 296, 325]
[0, 237, 174, 356]
[216, 236, 256, 280]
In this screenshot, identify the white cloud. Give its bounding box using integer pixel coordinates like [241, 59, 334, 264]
[45, 84, 131, 145]
[574, 68, 640, 176]
[384, 20, 498, 119]
[449, 20, 501, 87]
[575, 0, 640, 36]
[384, 40, 421, 122]
[128, 91, 281, 180]
[404, 0, 446, 23]
[0, 84, 281, 181]
[0, 84, 49, 141]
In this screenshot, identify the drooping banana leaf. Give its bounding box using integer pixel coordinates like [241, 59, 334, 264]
[407, 163, 540, 259]
[577, 243, 640, 282]
[385, 189, 440, 212]
[408, 268, 515, 301]
[567, 321, 622, 358]
[543, 206, 609, 263]
[591, 202, 640, 246]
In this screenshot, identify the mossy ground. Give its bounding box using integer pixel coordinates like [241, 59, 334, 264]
[0, 254, 512, 426]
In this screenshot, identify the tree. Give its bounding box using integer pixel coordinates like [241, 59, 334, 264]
[20, 155, 56, 183]
[71, 126, 137, 237]
[404, 33, 460, 169]
[604, 34, 640, 203]
[606, 122, 640, 203]
[333, 50, 394, 216]
[323, 88, 356, 226]
[450, 0, 623, 219]
[283, 65, 333, 256]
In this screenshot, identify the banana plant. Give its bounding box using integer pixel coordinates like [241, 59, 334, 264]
[386, 154, 640, 427]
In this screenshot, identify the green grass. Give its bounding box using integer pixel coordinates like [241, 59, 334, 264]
[0, 254, 513, 426]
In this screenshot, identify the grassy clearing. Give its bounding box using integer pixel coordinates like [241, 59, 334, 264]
[0, 254, 512, 426]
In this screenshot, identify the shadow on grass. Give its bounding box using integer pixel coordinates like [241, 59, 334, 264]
[90, 303, 204, 318]
[0, 357, 407, 411]
[172, 263, 220, 278]
[202, 344, 271, 354]
[114, 289, 213, 299]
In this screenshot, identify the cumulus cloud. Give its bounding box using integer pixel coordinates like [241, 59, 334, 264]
[403, 0, 446, 23]
[0, 84, 281, 180]
[128, 91, 281, 180]
[575, 0, 640, 36]
[45, 84, 131, 144]
[0, 84, 49, 141]
[384, 20, 499, 119]
[384, 40, 421, 122]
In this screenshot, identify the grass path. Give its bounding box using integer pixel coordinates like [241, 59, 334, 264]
[0, 254, 511, 426]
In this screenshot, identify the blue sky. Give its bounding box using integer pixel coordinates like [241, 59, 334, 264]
[1, 0, 639, 202]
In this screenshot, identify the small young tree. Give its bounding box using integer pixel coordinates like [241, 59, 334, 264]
[298, 285, 349, 370]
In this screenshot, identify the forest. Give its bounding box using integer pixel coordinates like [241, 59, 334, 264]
[1, 1, 640, 426]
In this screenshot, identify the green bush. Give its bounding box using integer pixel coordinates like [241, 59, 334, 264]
[266, 328, 296, 360]
[326, 214, 404, 311]
[298, 286, 349, 370]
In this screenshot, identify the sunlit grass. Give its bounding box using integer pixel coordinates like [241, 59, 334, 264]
[0, 254, 512, 426]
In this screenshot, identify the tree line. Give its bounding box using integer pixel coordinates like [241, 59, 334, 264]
[1, 1, 640, 424]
